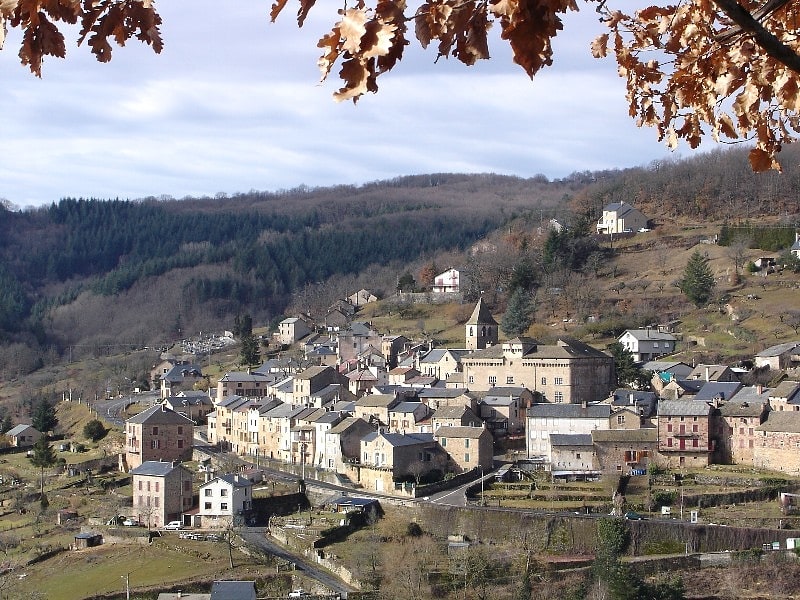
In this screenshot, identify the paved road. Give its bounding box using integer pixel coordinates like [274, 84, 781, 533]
[93, 391, 159, 426]
[238, 527, 357, 598]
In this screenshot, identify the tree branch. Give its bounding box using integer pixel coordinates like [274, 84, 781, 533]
[712, 0, 800, 73]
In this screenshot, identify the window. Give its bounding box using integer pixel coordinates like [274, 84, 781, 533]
[554, 392, 564, 403]
[155, 482, 159, 492]
[441, 438, 447, 447]
[667, 438, 673, 447]
[138, 481, 142, 491]
[468, 376, 474, 384]
[488, 376, 497, 386]
[177, 439, 184, 449]
[541, 377, 547, 386]
[184, 480, 191, 491]
[692, 439, 698, 447]
[554, 377, 564, 386]
[667, 424, 673, 432]
[617, 415, 625, 425]
[576, 453, 582, 459]
[151, 439, 160, 449]
[221, 503, 228, 511]
[152, 426, 159, 435]
[465, 439, 470, 448]
[205, 489, 213, 497]
[205, 502, 212, 510]
[692, 424, 698, 433]
[154, 497, 159, 507]
[464, 453, 470, 462]
[177, 426, 183, 435]
[506, 376, 514, 384]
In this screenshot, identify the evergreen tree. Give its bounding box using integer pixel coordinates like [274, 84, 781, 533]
[501, 288, 534, 337]
[397, 271, 416, 293]
[679, 250, 715, 307]
[607, 342, 650, 389]
[31, 398, 57, 433]
[240, 332, 261, 366]
[29, 436, 58, 499]
[83, 419, 106, 442]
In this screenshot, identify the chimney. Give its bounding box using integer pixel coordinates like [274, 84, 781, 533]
[705, 367, 710, 382]
[757, 384, 764, 395]
[629, 393, 635, 405]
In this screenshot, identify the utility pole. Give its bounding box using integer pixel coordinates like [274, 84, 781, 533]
[121, 573, 130, 600]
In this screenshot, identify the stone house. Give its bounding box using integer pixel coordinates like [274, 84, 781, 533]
[294, 366, 348, 405]
[687, 364, 739, 383]
[323, 417, 375, 471]
[130, 461, 193, 528]
[124, 405, 194, 470]
[753, 411, 800, 474]
[382, 335, 409, 369]
[348, 289, 378, 306]
[769, 381, 800, 411]
[430, 405, 483, 430]
[657, 400, 717, 468]
[417, 348, 466, 381]
[388, 401, 432, 434]
[718, 386, 771, 466]
[462, 337, 614, 404]
[755, 341, 800, 371]
[162, 391, 214, 424]
[592, 428, 659, 475]
[359, 431, 444, 491]
[337, 322, 383, 364]
[435, 425, 493, 472]
[549, 434, 599, 479]
[160, 363, 204, 399]
[216, 372, 273, 399]
[353, 394, 401, 426]
[478, 387, 532, 435]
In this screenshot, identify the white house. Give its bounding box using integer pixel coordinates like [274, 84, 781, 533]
[526, 403, 611, 463]
[198, 474, 254, 527]
[278, 317, 312, 345]
[432, 268, 460, 293]
[791, 232, 800, 258]
[618, 329, 678, 362]
[596, 202, 649, 235]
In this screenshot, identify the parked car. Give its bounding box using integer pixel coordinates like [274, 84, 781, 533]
[122, 518, 140, 527]
[164, 521, 183, 530]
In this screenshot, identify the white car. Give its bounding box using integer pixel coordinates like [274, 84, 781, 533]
[122, 518, 140, 527]
[164, 521, 183, 530]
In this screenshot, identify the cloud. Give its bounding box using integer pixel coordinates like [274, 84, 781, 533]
[0, 2, 679, 207]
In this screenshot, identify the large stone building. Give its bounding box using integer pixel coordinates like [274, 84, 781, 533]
[130, 461, 194, 528]
[124, 405, 194, 470]
[461, 337, 614, 404]
[465, 298, 498, 351]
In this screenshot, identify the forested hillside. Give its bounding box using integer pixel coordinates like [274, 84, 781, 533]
[1, 145, 799, 381]
[0, 173, 575, 376]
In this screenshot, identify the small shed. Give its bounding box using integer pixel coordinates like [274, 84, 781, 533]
[74, 532, 103, 549]
[57, 509, 78, 525]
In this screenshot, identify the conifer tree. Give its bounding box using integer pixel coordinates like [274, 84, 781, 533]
[679, 251, 715, 307]
[501, 288, 534, 337]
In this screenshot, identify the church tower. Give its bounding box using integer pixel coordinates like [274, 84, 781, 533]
[465, 298, 498, 350]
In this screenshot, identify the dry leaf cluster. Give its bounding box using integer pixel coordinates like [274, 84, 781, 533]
[2, 0, 800, 170]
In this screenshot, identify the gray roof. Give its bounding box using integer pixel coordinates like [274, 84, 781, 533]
[219, 372, 271, 383]
[771, 381, 800, 401]
[314, 411, 343, 424]
[391, 401, 426, 414]
[466, 298, 498, 326]
[486, 386, 529, 397]
[658, 400, 712, 417]
[641, 361, 692, 374]
[527, 403, 611, 419]
[603, 201, 641, 217]
[205, 474, 253, 489]
[756, 411, 800, 433]
[550, 433, 593, 446]
[592, 428, 658, 443]
[435, 425, 488, 439]
[620, 329, 677, 342]
[418, 388, 469, 399]
[362, 432, 434, 446]
[328, 416, 373, 435]
[756, 341, 800, 357]
[130, 461, 184, 477]
[210, 580, 256, 600]
[126, 404, 194, 426]
[467, 337, 610, 361]
[693, 382, 742, 402]
[6, 424, 37, 437]
[433, 405, 476, 419]
[719, 399, 767, 418]
[419, 349, 465, 364]
[355, 394, 398, 408]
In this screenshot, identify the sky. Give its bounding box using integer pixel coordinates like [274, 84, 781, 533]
[0, 2, 686, 208]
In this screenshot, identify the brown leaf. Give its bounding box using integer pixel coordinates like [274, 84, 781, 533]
[333, 56, 372, 102]
[748, 148, 779, 172]
[269, 0, 289, 22]
[316, 27, 341, 81]
[591, 33, 608, 59]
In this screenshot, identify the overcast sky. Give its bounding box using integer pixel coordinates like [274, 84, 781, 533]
[1, 2, 686, 208]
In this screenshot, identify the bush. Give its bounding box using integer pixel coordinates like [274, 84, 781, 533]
[83, 419, 106, 442]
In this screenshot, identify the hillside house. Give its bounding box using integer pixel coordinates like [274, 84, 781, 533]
[278, 317, 312, 345]
[618, 329, 677, 362]
[478, 387, 533, 435]
[417, 348, 466, 380]
[294, 365, 348, 405]
[337, 322, 383, 363]
[216, 372, 273, 399]
[755, 341, 800, 370]
[431, 405, 483, 430]
[753, 411, 800, 473]
[382, 335, 410, 369]
[432, 268, 460, 293]
[359, 431, 444, 491]
[124, 405, 194, 470]
[769, 381, 800, 411]
[162, 391, 214, 424]
[418, 388, 478, 412]
[388, 401, 432, 434]
[596, 201, 649, 235]
[687, 364, 739, 383]
[160, 363, 204, 399]
[348, 289, 379, 306]
[130, 461, 193, 528]
[6, 424, 42, 447]
[791, 232, 800, 259]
